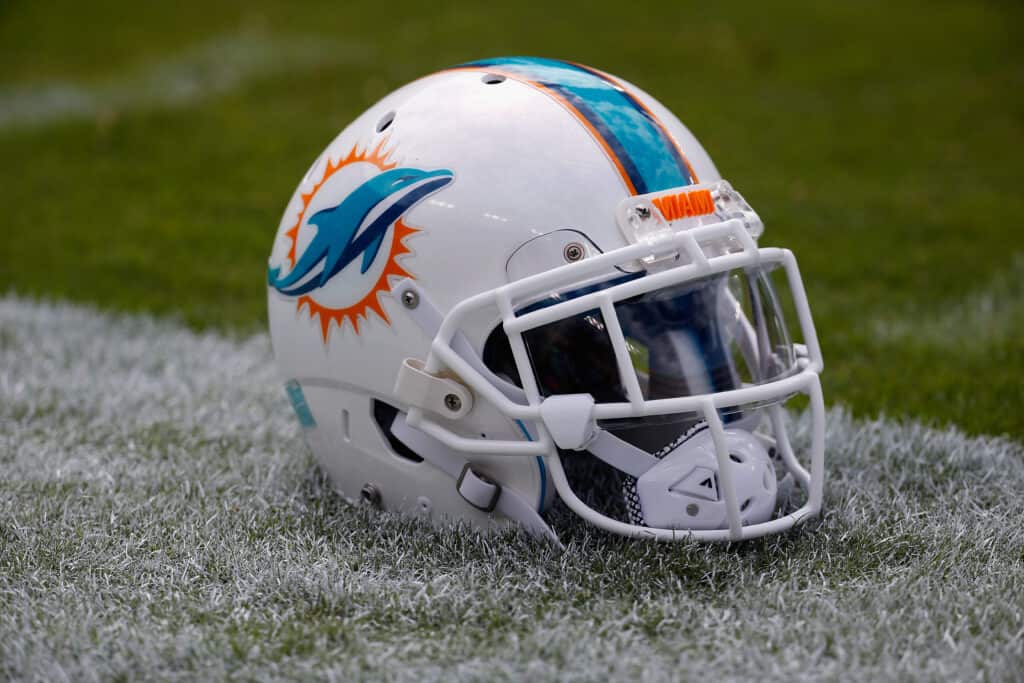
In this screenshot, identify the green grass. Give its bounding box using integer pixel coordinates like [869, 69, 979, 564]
[3, 0, 1022, 440]
[1, 0, 1022, 437]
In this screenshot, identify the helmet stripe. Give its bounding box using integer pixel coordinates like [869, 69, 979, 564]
[448, 56, 697, 194]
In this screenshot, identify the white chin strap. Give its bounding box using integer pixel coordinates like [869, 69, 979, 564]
[584, 430, 661, 478]
[389, 416, 561, 546]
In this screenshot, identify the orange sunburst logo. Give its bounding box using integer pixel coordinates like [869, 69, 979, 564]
[271, 140, 453, 342]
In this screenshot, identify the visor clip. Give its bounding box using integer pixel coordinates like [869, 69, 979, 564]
[457, 465, 501, 512]
[394, 358, 473, 420]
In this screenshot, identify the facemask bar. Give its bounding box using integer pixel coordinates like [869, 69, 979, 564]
[548, 375, 825, 541]
[395, 215, 825, 541]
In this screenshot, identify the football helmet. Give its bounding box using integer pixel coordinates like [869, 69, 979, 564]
[267, 57, 825, 543]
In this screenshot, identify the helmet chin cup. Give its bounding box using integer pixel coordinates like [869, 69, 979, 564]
[636, 428, 777, 531]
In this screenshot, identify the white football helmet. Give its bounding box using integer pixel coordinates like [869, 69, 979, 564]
[267, 57, 825, 544]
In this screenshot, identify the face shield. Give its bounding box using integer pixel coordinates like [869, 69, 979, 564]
[394, 181, 825, 542]
[487, 266, 798, 413]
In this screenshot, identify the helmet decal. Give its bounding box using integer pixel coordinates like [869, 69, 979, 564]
[269, 141, 454, 340]
[449, 56, 697, 195]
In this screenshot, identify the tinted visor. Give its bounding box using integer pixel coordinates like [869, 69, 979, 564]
[484, 265, 798, 406]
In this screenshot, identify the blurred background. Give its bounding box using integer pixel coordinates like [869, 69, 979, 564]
[1, 0, 1021, 437]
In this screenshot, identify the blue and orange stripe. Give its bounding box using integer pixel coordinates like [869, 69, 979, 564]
[447, 56, 697, 195]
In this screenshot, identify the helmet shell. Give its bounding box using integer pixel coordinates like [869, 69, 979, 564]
[267, 58, 720, 529]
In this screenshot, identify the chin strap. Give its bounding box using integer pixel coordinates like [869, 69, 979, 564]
[584, 430, 661, 478]
[389, 415, 562, 547]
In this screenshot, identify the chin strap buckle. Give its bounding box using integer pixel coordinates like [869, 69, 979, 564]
[456, 465, 502, 512]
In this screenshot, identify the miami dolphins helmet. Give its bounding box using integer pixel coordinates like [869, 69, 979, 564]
[266, 57, 825, 543]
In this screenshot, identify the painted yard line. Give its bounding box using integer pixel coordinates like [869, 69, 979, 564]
[872, 252, 1024, 347]
[1, 294, 1023, 681]
[0, 31, 374, 130]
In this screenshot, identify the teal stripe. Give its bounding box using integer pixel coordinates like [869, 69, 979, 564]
[460, 57, 693, 194]
[515, 419, 548, 513]
[284, 380, 316, 428]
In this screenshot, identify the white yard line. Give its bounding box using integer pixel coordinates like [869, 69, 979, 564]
[872, 252, 1024, 347]
[0, 294, 296, 487]
[1, 295, 1022, 682]
[0, 31, 373, 130]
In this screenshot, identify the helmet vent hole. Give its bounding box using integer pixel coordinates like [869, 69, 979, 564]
[729, 453, 744, 464]
[375, 110, 396, 133]
[740, 498, 752, 512]
[481, 73, 506, 85]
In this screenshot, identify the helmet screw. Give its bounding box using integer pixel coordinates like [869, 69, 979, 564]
[563, 242, 585, 263]
[401, 290, 419, 309]
[360, 483, 382, 508]
[633, 205, 652, 220]
[444, 393, 462, 412]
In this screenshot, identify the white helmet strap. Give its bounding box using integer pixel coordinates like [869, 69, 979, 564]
[584, 430, 660, 478]
[389, 415, 561, 546]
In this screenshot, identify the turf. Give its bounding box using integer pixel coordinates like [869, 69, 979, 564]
[1, 1, 1023, 679]
[0, 0, 1022, 438]
[2, 296, 1022, 681]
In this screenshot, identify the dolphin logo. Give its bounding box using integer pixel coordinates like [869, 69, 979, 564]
[269, 166, 453, 297]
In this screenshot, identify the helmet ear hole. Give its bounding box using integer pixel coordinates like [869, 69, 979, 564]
[371, 400, 424, 463]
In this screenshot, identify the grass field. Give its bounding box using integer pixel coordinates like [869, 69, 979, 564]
[3, 295, 1022, 680]
[1, 0, 1023, 679]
